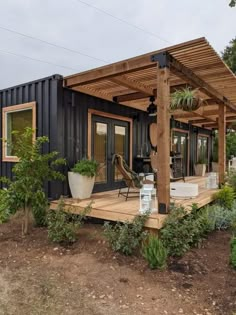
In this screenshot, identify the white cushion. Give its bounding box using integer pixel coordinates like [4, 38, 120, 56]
[170, 182, 198, 199]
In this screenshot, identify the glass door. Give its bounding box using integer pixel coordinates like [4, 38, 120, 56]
[172, 131, 188, 176]
[197, 135, 209, 171]
[92, 115, 130, 192]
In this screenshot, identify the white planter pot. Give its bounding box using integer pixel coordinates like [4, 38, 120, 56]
[212, 162, 218, 173]
[68, 172, 95, 199]
[194, 164, 206, 177]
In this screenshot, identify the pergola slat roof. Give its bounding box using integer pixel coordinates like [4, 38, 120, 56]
[64, 37, 236, 128]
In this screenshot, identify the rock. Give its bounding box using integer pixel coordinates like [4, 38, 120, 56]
[178, 308, 183, 313]
[120, 305, 129, 309]
[99, 294, 105, 299]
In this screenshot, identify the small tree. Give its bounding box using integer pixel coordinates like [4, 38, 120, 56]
[222, 37, 236, 74]
[0, 128, 66, 235]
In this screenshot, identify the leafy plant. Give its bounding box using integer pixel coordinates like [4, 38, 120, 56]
[196, 153, 207, 165]
[230, 237, 236, 269]
[0, 189, 12, 223]
[103, 212, 149, 255]
[160, 204, 216, 257]
[222, 37, 236, 73]
[170, 88, 204, 112]
[0, 128, 66, 235]
[227, 170, 236, 192]
[213, 185, 235, 209]
[47, 199, 91, 244]
[209, 203, 236, 230]
[72, 159, 99, 177]
[160, 206, 192, 257]
[142, 235, 168, 269]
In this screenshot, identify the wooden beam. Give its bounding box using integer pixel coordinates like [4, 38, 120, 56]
[73, 86, 114, 102]
[114, 84, 191, 103]
[190, 118, 214, 124]
[173, 109, 227, 120]
[156, 65, 170, 214]
[65, 55, 155, 88]
[111, 75, 154, 96]
[218, 104, 226, 185]
[167, 54, 236, 112]
[114, 92, 148, 103]
[203, 116, 236, 127]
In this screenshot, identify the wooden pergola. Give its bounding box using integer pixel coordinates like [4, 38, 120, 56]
[64, 37, 236, 214]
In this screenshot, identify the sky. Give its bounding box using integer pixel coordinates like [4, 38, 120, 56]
[0, 0, 235, 90]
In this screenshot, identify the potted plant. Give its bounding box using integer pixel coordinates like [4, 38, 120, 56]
[194, 154, 207, 177]
[170, 88, 204, 112]
[68, 159, 99, 199]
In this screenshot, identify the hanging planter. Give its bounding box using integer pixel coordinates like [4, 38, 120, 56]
[170, 88, 204, 112]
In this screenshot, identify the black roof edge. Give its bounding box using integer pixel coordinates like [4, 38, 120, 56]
[0, 74, 63, 93]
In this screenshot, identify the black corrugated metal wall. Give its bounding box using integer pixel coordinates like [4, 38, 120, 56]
[0, 75, 213, 200]
[0, 74, 64, 199]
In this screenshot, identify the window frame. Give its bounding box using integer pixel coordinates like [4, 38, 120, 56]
[2, 102, 36, 162]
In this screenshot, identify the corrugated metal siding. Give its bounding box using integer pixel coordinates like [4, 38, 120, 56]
[0, 75, 64, 200]
[61, 88, 213, 186]
[0, 77, 213, 200]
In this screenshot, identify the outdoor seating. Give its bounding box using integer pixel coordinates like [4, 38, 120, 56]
[112, 154, 154, 201]
[150, 153, 185, 183]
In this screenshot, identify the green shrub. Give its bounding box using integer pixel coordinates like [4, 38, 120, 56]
[0, 189, 11, 223]
[228, 170, 236, 192]
[103, 212, 149, 256]
[160, 205, 216, 257]
[160, 206, 192, 257]
[212, 203, 236, 230]
[72, 159, 99, 177]
[230, 237, 236, 269]
[142, 235, 168, 269]
[213, 185, 235, 209]
[47, 199, 91, 244]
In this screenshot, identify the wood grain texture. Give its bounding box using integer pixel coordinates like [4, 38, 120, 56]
[156, 66, 170, 212]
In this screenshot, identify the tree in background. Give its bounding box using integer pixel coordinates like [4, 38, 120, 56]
[229, 0, 236, 7]
[222, 37, 236, 74]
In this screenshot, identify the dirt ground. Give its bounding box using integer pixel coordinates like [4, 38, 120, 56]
[0, 216, 236, 315]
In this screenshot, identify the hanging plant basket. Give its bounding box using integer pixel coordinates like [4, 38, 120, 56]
[170, 88, 204, 112]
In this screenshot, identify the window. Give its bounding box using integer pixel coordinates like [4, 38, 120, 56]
[2, 102, 36, 162]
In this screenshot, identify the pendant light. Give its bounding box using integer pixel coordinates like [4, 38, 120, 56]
[147, 96, 157, 117]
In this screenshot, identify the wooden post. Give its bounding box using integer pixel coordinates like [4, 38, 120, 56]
[218, 104, 226, 185]
[156, 66, 170, 214]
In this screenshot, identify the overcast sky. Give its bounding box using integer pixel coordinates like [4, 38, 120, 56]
[0, 0, 235, 90]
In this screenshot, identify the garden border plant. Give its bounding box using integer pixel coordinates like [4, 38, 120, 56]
[0, 127, 66, 235]
[103, 211, 150, 256]
[47, 198, 92, 244]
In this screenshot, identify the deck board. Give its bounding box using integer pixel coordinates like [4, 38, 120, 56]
[50, 176, 218, 230]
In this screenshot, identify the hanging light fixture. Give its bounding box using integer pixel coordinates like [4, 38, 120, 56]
[147, 96, 157, 117]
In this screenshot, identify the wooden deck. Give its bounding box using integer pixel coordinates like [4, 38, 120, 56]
[50, 177, 218, 230]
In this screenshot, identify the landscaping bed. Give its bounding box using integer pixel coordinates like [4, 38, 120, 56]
[0, 215, 235, 315]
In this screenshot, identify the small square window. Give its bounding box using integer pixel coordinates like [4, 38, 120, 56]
[2, 102, 36, 162]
